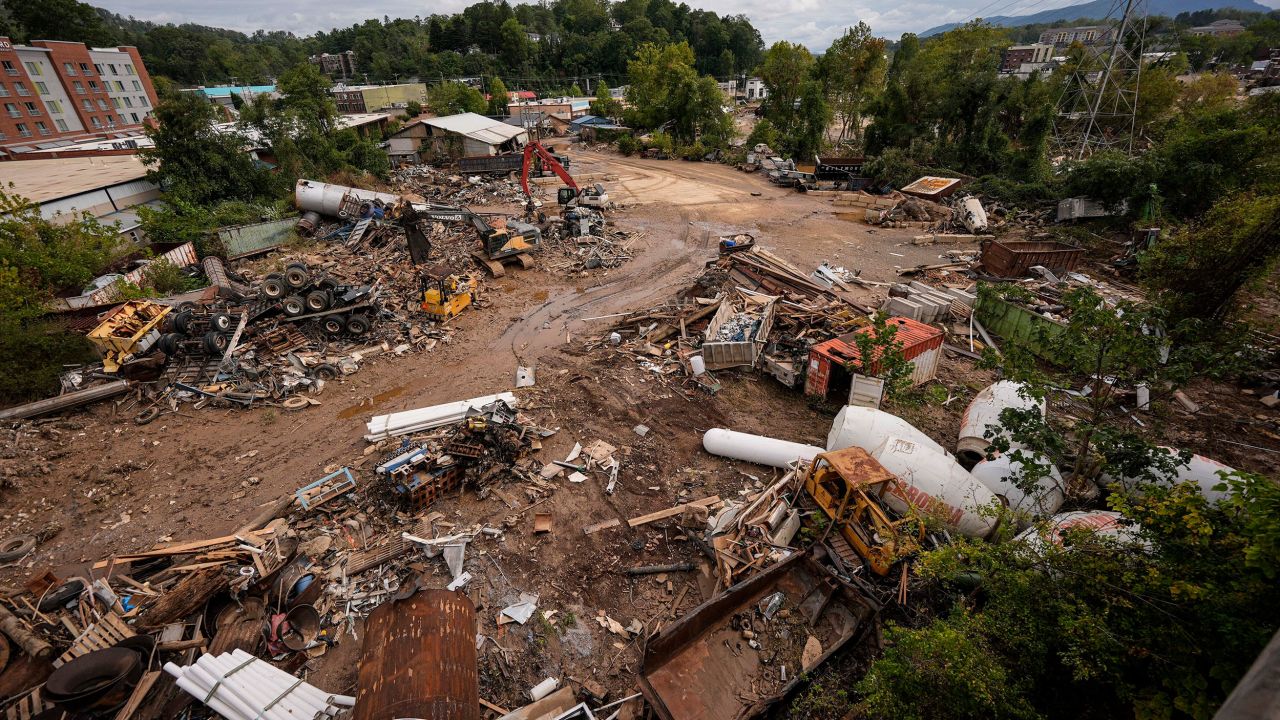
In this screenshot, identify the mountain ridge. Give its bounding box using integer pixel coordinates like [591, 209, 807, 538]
[920, 0, 1273, 37]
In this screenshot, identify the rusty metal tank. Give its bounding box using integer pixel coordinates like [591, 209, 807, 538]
[353, 590, 479, 720]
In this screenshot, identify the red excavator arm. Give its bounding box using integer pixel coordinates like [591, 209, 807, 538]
[520, 141, 578, 200]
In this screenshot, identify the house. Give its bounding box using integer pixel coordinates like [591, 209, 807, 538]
[189, 85, 277, 112]
[507, 97, 591, 120]
[332, 83, 427, 114]
[1001, 43, 1053, 72]
[744, 78, 767, 101]
[1189, 19, 1246, 37]
[1038, 25, 1117, 47]
[0, 154, 159, 241]
[388, 112, 527, 163]
[571, 114, 628, 142]
[526, 32, 542, 43]
[717, 79, 738, 96]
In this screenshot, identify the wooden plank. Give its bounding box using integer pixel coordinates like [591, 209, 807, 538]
[92, 530, 274, 569]
[114, 670, 161, 720]
[582, 518, 621, 535]
[627, 496, 720, 528]
[479, 698, 510, 715]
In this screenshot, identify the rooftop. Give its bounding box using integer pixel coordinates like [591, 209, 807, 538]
[423, 112, 526, 144]
[191, 85, 276, 98]
[0, 155, 150, 203]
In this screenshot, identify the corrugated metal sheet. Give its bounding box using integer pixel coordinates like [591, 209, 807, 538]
[354, 590, 478, 720]
[217, 217, 297, 259]
[805, 316, 943, 397]
[65, 242, 200, 308]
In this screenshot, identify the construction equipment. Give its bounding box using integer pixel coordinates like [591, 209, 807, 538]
[802, 447, 922, 576]
[519, 141, 607, 213]
[87, 301, 172, 372]
[414, 204, 541, 278]
[419, 267, 478, 321]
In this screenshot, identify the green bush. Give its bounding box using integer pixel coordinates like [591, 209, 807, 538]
[745, 118, 780, 151]
[645, 131, 674, 155]
[615, 134, 639, 155]
[677, 141, 706, 160]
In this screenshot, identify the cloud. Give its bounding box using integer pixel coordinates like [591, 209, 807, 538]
[90, 0, 1280, 53]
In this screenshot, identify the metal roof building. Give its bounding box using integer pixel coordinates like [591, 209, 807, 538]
[389, 113, 528, 160]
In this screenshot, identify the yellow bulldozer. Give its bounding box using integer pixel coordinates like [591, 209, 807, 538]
[419, 267, 478, 321]
[802, 446, 923, 576]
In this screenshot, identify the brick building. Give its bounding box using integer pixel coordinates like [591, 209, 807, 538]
[0, 36, 159, 155]
[1001, 43, 1054, 72]
[309, 50, 357, 78]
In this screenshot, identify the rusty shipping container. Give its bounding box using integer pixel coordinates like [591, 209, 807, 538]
[980, 240, 1084, 278]
[805, 316, 943, 399]
[353, 590, 479, 720]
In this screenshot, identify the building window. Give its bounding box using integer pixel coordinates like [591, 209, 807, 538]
[137, 96, 148, 107]
[94, 64, 104, 75]
[23, 61, 41, 76]
[63, 62, 77, 75]
[123, 96, 133, 107]
[47, 99, 61, 113]
[35, 121, 49, 135]
[55, 118, 68, 132]
[4, 103, 18, 118]
[35, 81, 48, 95]
[107, 64, 116, 75]
[16, 123, 30, 137]
[88, 81, 99, 91]
[125, 64, 136, 75]
[0, 131, 5, 139]
[112, 97, 121, 108]
[90, 117, 101, 128]
[82, 99, 92, 111]
[23, 101, 39, 115]
[130, 112, 139, 123]
[114, 81, 125, 92]
[132, 80, 141, 91]
[14, 82, 29, 96]
[1, 61, 15, 76]
[74, 81, 85, 94]
[97, 99, 108, 111]
[0, 84, 8, 97]
[79, 62, 91, 74]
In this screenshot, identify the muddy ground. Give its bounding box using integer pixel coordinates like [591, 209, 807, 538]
[1, 148, 1276, 714]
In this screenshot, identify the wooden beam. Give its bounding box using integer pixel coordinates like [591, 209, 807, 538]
[627, 495, 720, 528]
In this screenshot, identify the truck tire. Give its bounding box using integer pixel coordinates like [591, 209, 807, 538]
[282, 295, 306, 317]
[0, 535, 35, 562]
[305, 290, 331, 313]
[345, 315, 370, 335]
[321, 316, 345, 335]
[172, 309, 194, 334]
[284, 265, 310, 289]
[260, 274, 287, 300]
[312, 363, 340, 380]
[158, 333, 183, 355]
[211, 312, 233, 332]
[202, 331, 229, 354]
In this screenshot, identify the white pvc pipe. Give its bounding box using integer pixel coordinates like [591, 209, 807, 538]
[171, 669, 256, 720]
[364, 392, 517, 440]
[185, 662, 277, 720]
[170, 655, 343, 720]
[702, 428, 823, 469]
[225, 650, 350, 712]
[188, 662, 305, 720]
[205, 654, 328, 719]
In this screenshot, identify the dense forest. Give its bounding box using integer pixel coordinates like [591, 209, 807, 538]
[0, 0, 764, 89]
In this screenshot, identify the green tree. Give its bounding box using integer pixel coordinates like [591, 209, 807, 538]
[404, 99, 423, 117]
[498, 18, 530, 69]
[590, 81, 622, 119]
[625, 42, 732, 145]
[816, 22, 887, 148]
[0, 189, 126, 403]
[140, 92, 273, 206]
[428, 81, 488, 115]
[487, 77, 510, 116]
[568, 83, 583, 96]
[759, 40, 814, 135]
[8, 0, 116, 46]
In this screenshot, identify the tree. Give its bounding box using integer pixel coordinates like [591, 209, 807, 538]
[488, 77, 510, 116]
[8, 0, 116, 46]
[140, 92, 273, 206]
[0, 189, 126, 403]
[816, 22, 887, 147]
[568, 83, 583, 96]
[625, 42, 732, 146]
[428, 81, 487, 115]
[590, 81, 622, 120]
[404, 99, 423, 117]
[759, 41, 814, 135]
[498, 18, 530, 69]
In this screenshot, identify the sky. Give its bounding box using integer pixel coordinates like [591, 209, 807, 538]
[93, 0, 1280, 51]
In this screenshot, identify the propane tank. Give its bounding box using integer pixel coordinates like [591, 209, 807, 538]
[869, 435, 1001, 539]
[702, 429, 823, 469]
[970, 451, 1065, 525]
[1015, 510, 1144, 552]
[295, 179, 403, 217]
[828, 405, 948, 456]
[956, 381, 1043, 468]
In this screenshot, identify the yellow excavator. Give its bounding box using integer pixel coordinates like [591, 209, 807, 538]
[802, 447, 923, 576]
[419, 266, 478, 321]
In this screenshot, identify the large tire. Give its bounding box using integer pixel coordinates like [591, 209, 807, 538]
[202, 331, 229, 355]
[311, 363, 340, 381]
[345, 315, 370, 335]
[172, 309, 194, 334]
[282, 295, 306, 317]
[157, 333, 183, 355]
[211, 312, 233, 332]
[284, 265, 310, 289]
[37, 578, 84, 612]
[305, 290, 331, 313]
[0, 535, 34, 562]
[321, 316, 345, 335]
[260, 274, 287, 300]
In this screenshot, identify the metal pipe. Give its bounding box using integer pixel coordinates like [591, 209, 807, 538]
[702, 428, 822, 469]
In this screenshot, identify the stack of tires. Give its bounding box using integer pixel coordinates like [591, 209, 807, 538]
[258, 262, 372, 337]
[156, 303, 236, 357]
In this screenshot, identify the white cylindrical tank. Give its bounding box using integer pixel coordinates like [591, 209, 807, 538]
[295, 179, 403, 217]
[970, 451, 1065, 524]
[1100, 447, 1236, 503]
[961, 196, 988, 232]
[827, 405, 948, 456]
[702, 428, 823, 469]
[869, 435, 1002, 539]
[1014, 510, 1143, 551]
[957, 381, 1043, 467]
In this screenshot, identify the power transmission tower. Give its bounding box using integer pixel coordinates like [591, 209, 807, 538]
[1051, 0, 1149, 160]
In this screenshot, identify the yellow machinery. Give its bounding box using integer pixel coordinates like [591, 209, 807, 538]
[802, 446, 923, 576]
[87, 300, 172, 373]
[420, 269, 478, 321]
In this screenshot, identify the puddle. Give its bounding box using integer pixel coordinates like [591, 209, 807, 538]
[336, 385, 406, 420]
